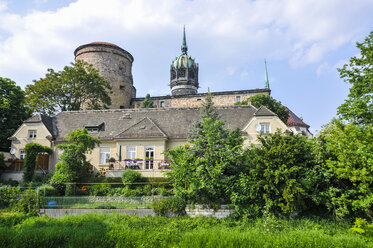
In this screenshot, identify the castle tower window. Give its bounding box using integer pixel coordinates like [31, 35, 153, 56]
[120, 85, 125, 90]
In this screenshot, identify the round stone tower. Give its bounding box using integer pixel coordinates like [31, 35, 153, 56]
[170, 28, 199, 96]
[74, 42, 136, 109]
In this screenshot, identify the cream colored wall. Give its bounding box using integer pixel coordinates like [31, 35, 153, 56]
[243, 116, 289, 146]
[86, 141, 117, 167]
[166, 139, 187, 150]
[10, 123, 52, 159]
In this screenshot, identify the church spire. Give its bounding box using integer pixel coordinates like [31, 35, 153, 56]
[181, 25, 188, 55]
[264, 59, 270, 89]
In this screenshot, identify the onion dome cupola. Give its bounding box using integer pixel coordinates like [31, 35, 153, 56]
[170, 27, 199, 96]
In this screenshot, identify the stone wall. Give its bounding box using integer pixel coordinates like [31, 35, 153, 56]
[132, 89, 270, 108]
[75, 43, 136, 109]
[185, 205, 234, 219]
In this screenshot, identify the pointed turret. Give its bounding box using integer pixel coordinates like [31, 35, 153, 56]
[170, 27, 199, 96]
[264, 59, 270, 89]
[181, 25, 188, 55]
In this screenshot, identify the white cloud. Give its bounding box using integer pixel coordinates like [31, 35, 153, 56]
[0, 0, 372, 91]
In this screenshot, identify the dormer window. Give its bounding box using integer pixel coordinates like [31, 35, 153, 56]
[28, 130, 37, 138]
[85, 123, 104, 133]
[86, 127, 99, 133]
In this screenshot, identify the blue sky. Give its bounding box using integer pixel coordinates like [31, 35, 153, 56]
[0, 0, 372, 134]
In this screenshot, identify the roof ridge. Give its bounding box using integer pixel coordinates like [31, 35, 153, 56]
[146, 117, 168, 137]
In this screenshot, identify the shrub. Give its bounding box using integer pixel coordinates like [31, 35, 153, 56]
[152, 196, 186, 216]
[122, 170, 143, 189]
[13, 190, 38, 215]
[95, 204, 116, 209]
[0, 186, 21, 208]
[37, 185, 57, 196]
[350, 218, 373, 240]
[90, 184, 112, 196]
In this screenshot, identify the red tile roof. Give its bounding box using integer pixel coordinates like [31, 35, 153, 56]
[285, 107, 310, 128]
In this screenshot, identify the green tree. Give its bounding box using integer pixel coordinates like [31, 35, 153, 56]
[140, 94, 155, 108]
[26, 60, 112, 115]
[188, 91, 220, 143]
[236, 94, 289, 124]
[50, 129, 100, 193]
[0, 77, 31, 151]
[230, 131, 315, 217]
[337, 32, 373, 123]
[314, 119, 373, 218]
[167, 94, 244, 207]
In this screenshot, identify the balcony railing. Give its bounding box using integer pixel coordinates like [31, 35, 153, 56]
[106, 159, 172, 171]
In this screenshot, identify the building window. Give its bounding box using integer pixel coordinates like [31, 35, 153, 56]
[126, 146, 136, 160]
[145, 146, 154, 169]
[100, 147, 110, 164]
[28, 130, 37, 138]
[120, 106, 124, 109]
[20, 149, 25, 160]
[197, 98, 202, 101]
[160, 101, 165, 108]
[87, 127, 99, 133]
[260, 123, 270, 134]
[120, 85, 125, 90]
[236, 96, 241, 103]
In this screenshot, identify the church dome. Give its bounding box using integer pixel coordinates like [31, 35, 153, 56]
[172, 54, 197, 69]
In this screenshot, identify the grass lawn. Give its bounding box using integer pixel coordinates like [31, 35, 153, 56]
[0, 213, 372, 248]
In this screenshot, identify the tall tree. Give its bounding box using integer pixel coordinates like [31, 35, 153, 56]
[236, 94, 289, 124]
[50, 129, 100, 194]
[230, 132, 315, 217]
[337, 31, 373, 123]
[26, 60, 112, 115]
[0, 77, 31, 151]
[139, 94, 155, 108]
[167, 93, 244, 207]
[188, 91, 220, 143]
[314, 119, 373, 218]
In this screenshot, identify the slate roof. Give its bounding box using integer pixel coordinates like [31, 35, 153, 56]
[24, 114, 54, 136]
[285, 107, 310, 128]
[53, 105, 262, 142]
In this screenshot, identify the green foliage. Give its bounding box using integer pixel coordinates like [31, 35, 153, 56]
[140, 93, 155, 108]
[0, 77, 31, 151]
[230, 132, 315, 217]
[51, 129, 100, 193]
[0, 186, 21, 208]
[121, 169, 143, 188]
[37, 185, 57, 197]
[0, 214, 370, 247]
[188, 91, 220, 142]
[13, 190, 38, 215]
[337, 31, 373, 123]
[168, 94, 244, 207]
[26, 60, 112, 115]
[350, 218, 373, 240]
[237, 94, 289, 124]
[23, 143, 53, 183]
[314, 119, 373, 218]
[152, 196, 186, 216]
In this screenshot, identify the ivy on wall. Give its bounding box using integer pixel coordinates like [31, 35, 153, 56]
[23, 143, 53, 183]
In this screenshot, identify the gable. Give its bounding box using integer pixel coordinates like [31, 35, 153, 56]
[116, 117, 168, 139]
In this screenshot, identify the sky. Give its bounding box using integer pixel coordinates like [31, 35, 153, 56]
[0, 0, 372, 134]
